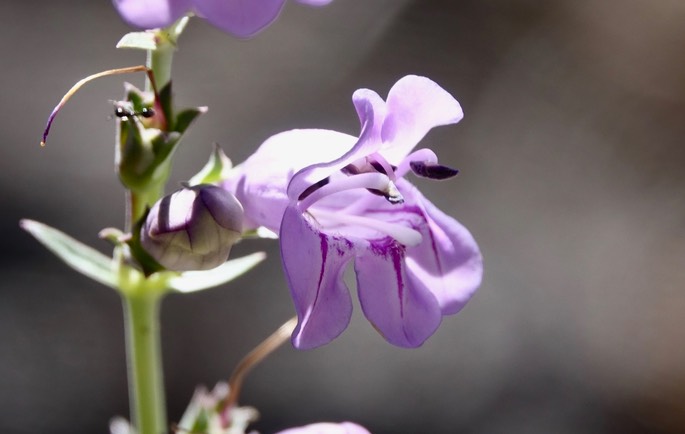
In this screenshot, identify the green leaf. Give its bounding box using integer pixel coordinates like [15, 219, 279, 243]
[116, 32, 159, 51]
[20, 219, 117, 288]
[188, 144, 233, 186]
[168, 252, 266, 294]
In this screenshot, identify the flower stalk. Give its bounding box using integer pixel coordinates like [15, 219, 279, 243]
[123, 291, 167, 434]
[116, 36, 180, 434]
[220, 317, 297, 415]
[127, 183, 165, 233]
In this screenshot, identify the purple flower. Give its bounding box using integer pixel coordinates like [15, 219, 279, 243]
[141, 185, 243, 271]
[276, 422, 371, 434]
[113, 0, 333, 38]
[227, 75, 482, 349]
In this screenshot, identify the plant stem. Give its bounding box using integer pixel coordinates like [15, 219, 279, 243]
[123, 292, 167, 434]
[146, 37, 174, 93]
[126, 185, 163, 233]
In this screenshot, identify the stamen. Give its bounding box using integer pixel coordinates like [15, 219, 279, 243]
[298, 172, 391, 211]
[312, 209, 422, 247]
[366, 179, 404, 204]
[342, 152, 396, 180]
[394, 148, 439, 178]
[369, 152, 396, 181]
[409, 161, 459, 180]
[41, 65, 158, 146]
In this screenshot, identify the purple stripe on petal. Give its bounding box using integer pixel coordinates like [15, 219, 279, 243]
[280, 206, 355, 349]
[316, 233, 328, 292]
[355, 238, 441, 348]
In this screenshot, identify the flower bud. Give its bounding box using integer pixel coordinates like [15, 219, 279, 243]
[141, 185, 243, 271]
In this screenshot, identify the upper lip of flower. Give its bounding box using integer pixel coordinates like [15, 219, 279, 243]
[285, 76, 463, 248]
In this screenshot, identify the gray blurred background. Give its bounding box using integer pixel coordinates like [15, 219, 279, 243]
[2, 0, 685, 433]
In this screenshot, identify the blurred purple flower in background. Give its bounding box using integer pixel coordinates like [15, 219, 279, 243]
[227, 75, 483, 350]
[276, 421, 371, 434]
[113, 0, 333, 37]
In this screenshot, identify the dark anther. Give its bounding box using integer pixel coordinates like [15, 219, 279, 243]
[409, 161, 459, 180]
[366, 188, 404, 205]
[298, 177, 330, 201]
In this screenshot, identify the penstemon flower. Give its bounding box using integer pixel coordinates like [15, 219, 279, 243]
[226, 75, 483, 350]
[276, 421, 371, 434]
[113, 0, 333, 38]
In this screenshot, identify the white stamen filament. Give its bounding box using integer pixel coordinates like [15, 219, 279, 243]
[311, 209, 423, 247]
[298, 172, 391, 211]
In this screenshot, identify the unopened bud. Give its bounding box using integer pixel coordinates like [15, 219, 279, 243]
[141, 185, 243, 271]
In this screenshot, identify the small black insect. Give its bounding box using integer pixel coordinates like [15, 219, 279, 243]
[114, 106, 155, 119]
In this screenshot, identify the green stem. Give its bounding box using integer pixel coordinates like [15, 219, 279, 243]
[146, 39, 174, 93]
[126, 184, 164, 233]
[123, 292, 167, 434]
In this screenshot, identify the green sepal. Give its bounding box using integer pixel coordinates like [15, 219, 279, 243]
[168, 252, 266, 293]
[189, 144, 233, 186]
[156, 82, 174, 131]
[115, 84, 206, 193]
[98, 227, 127, 245]
[242, 226, 279, 239]
[116, 32, 159, 51]
[115, 16, 189, 51]
[127, 211, 166, 277]
[167, 16, 190, 42]
[20, 219, 117, 289]
[173, 105, 207, 134]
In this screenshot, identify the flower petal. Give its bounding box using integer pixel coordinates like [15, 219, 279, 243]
[280, 206, 355, 349]
[355, 238, 442, 348]
[224, 129, 356, 231]
[399, 180, 483, 315]
[286, 89, 387, 201]
[276, 422, 370, 434]
[296, 0, 334, 5]
[381, 75, 464, 164]
[193, 0, 287, 38]
[112, 0, 191, 29]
